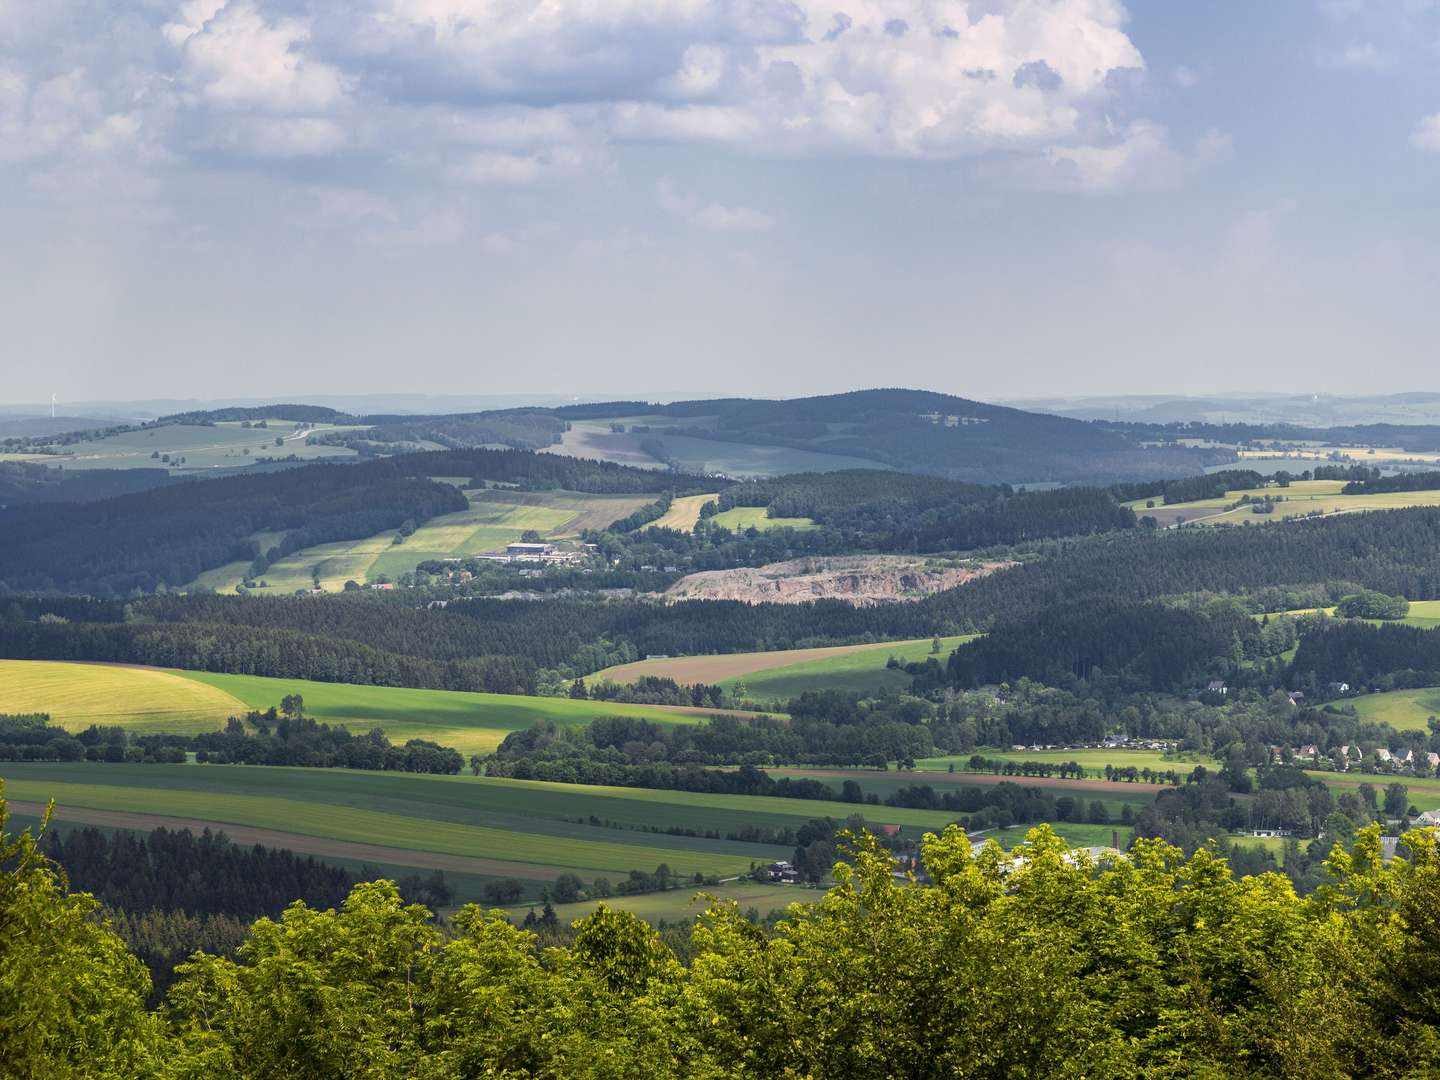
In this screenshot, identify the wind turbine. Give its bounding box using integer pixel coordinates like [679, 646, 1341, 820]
[51, 393, 56, 419]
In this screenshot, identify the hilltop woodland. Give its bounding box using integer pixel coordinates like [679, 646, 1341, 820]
[5, 787, 1440, 1079]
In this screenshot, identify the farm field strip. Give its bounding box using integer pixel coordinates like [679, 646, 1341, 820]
[1137, 480, 1440, 528]
[2, 799, 568, 883]
[652, 493, 721, 532]
[592, 635, 975, 691]
[0, 762, 846, 846]
[730, 635, 978, 701]
[0, 769, 774, 878]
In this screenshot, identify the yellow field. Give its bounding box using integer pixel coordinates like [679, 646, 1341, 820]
[652, 493, 720, 532]
[0, 660, 247, 729]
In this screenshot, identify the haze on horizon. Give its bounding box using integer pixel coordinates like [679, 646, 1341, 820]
[3, 0, 1438, 406]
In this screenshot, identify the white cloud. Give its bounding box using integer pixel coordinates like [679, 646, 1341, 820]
[1042, 122, 1231, 193]
[177, 2, 348, 113]
[1172, 65, 1199, 88]
[657, 176, 776, 232]
[455, 145, 589, 184]
[1336, 41, 1385, 68]
[0, 0, 1183, 204]
[1412, 113, 1440, 151]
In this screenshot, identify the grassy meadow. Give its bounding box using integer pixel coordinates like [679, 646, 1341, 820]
[1346, 686, 1440, 733]
[0, 660, 753, 756]
[708, 506, 817, 532]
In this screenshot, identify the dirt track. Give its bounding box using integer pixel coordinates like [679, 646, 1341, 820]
[6, 800, 562, 880]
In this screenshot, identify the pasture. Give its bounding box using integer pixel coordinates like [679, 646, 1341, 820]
[0, 660, 749, 756]
[1346, 686, 1440, 733]
[708, 506, 817, 531]
[591, 635, 975, 700]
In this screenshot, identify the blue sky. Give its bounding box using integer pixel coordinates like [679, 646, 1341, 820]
[1, 0, 1437, 405]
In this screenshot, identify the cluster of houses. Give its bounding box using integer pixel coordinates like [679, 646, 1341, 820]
[1284, 742, 1440, 774]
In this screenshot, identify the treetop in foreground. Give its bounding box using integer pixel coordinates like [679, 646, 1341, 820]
[4, 784, 1439, 1078]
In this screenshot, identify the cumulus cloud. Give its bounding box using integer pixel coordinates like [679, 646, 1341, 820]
[176, 1, 348, 113]
[1042, 121, 1232, 193]
[0, 0, 1184, 199]
[658, 176, 776, 232]
[1412, 113, 1440, 152]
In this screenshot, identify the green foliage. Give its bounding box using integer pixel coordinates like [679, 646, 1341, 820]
[1335, 590, 1411, 620]
[0, 785, 166, 1078]
[5, 781, 1440, 1077]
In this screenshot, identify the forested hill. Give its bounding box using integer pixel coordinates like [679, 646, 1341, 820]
[0, 465, 467, 596]
[0, 448, 715, 597]
[551, 388, 1232, 483]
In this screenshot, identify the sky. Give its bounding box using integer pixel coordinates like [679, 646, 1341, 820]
[2, 0, 1438, 406]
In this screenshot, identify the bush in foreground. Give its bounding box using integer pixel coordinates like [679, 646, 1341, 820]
[3, 782, 1439, 1078]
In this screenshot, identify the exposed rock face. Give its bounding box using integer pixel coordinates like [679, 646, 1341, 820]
[664, 556, 1015, 606]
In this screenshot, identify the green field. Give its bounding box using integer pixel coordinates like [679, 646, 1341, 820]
[27, 420, 363, 473]
[593, 635, 976, 702]
[1130, 479, 1440, 528]
[0, 660, 746, 756]
[191, 487, 654, 593]
[0, 764, 793, 888]
[708, 506, 817, 532]
[634, 431, 886, 478]
[1347, 686, 1440, 733]
[0, 763, 969, 901]
[728, 635, 976, 702]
